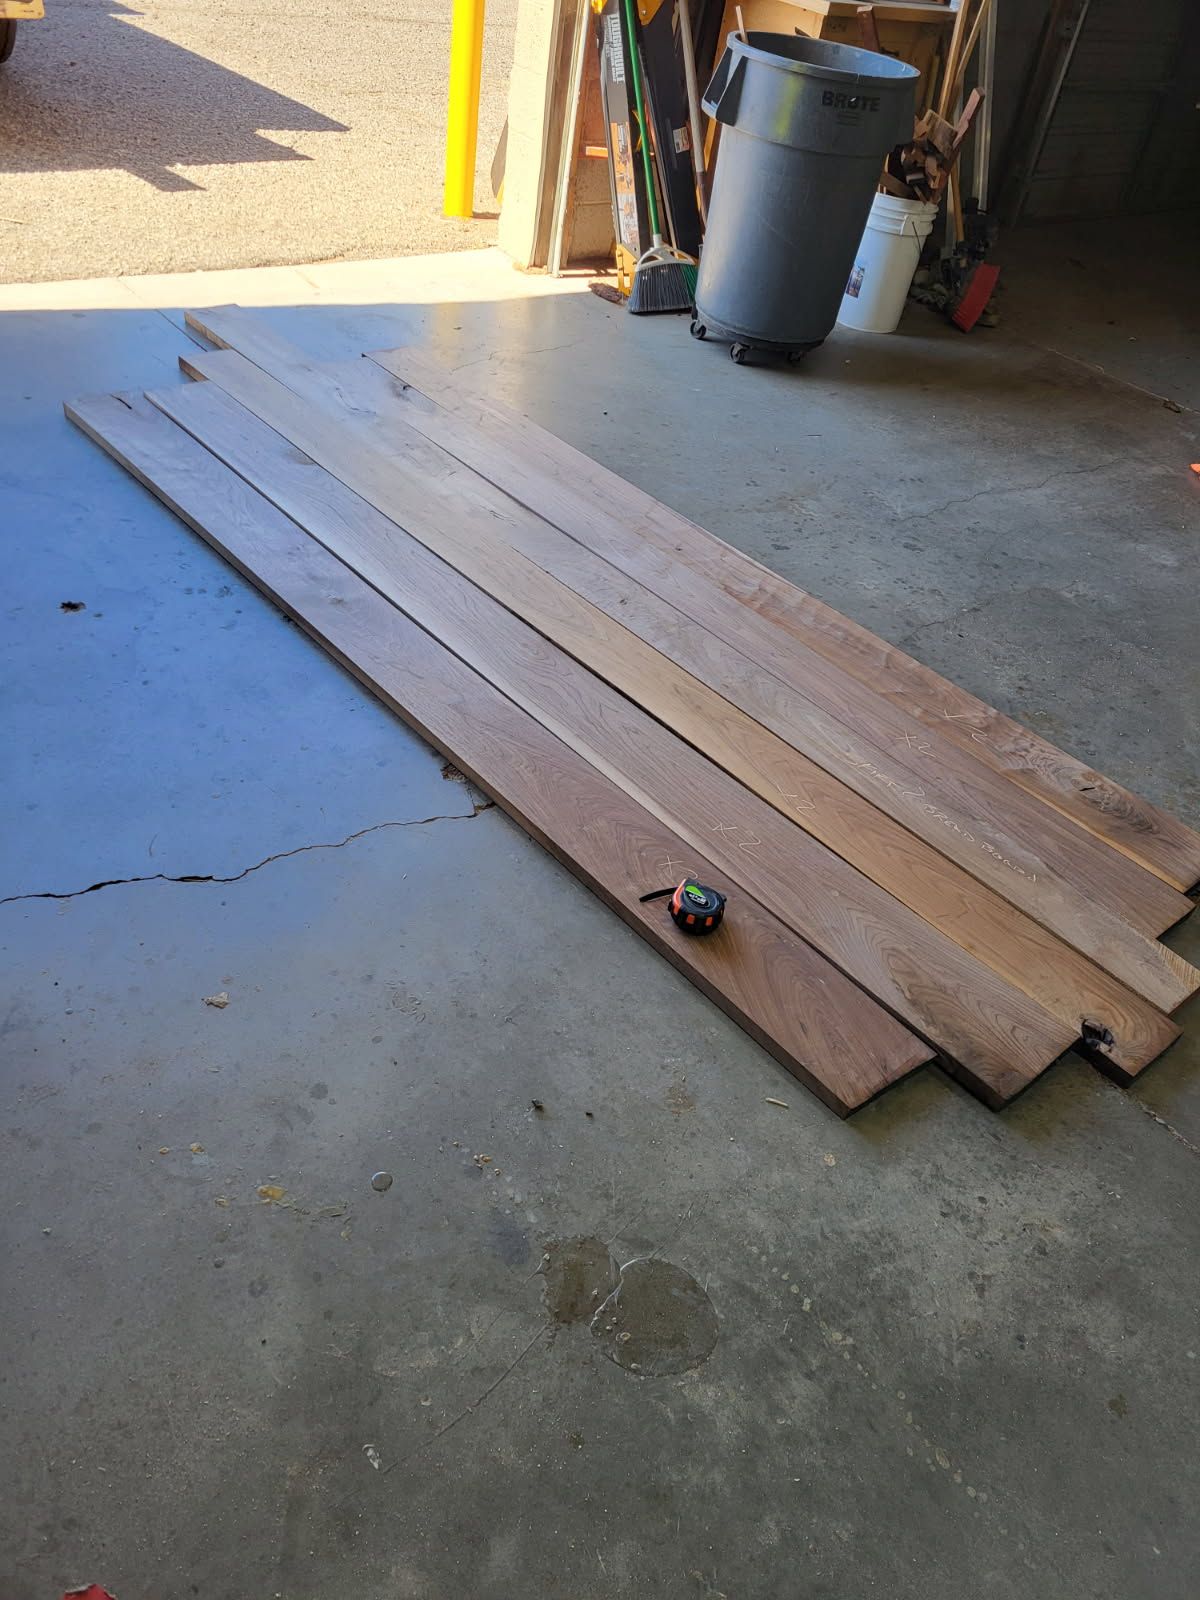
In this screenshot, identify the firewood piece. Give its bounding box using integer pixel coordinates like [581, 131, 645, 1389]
[950, 87, 985, 153]
[880, 170, 916, 198]
[914, 109, 956, 159]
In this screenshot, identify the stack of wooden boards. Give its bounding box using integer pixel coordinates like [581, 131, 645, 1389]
[67, 308, 1200, 1116]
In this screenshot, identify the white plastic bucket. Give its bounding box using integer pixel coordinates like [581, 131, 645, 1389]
[837, 193, 939, 334]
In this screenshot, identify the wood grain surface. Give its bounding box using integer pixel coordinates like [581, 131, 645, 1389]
[347, 331, 1200, 897]
[189, 307, 1200, 899]
[312, 349, 1198, 952]
[140, 376, 1187, 1097]
[174, 341, 1198, 1018]
[66, 391, 935, 1117]
[359, 351, 1195, 932]
[104, 386, 1078, 1102]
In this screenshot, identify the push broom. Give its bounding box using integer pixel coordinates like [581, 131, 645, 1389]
[622, 0, 697, 314]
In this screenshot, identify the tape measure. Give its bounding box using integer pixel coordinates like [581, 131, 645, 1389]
[639, 876, 727, 936]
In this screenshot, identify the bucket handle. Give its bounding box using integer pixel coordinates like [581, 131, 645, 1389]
[875, 206, 933, 239]
[702, 45, 746, 125]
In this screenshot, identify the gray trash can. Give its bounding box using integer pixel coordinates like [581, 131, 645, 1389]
[693, 33, 919, 363]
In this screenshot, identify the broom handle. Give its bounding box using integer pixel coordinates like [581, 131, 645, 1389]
[938, 0, 973, 120]
[677, 0, 708, 225]
[621, 0, 664, 244]
[949, 0, 992, 106]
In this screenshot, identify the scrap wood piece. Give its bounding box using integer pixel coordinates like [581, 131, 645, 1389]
[917, 107, 957, 160]
[172, 343, 1199, 1023]
[880, 169, 913, 198]
[331, 338, 1200, 894]
[65, 392, 933, 1117]
[951, 86, 984, 151]
[181, 315, 1195, 971]
[887, 91, 982, 202]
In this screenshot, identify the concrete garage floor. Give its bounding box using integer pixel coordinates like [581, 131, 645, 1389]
[2, 228, 1198, 1599]
[0, 0, 515, 283]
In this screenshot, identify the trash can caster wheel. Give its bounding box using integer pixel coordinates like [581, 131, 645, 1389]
[786, 349, 807, 365]
[730, 342, 749, 365]
[689, 319, 706, 340]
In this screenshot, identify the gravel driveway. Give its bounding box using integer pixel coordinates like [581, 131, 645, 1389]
[0, 0, 516, 282]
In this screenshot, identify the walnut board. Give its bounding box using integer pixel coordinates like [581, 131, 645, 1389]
[337, 331, 1200, 897]
[64, 310, 1200, 1117]
[67, 391, 934, 1117]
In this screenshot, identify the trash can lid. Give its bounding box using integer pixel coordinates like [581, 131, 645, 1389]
[703, 29, 919, 146]
[731, 30, 920, 86]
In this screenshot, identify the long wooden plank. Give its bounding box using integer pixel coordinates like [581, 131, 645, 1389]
[141, 377, 1182, 1097]
[176, 343, 1198, 1009]
[276, 345, 1200, 955]
[360, 340, 1200, 897]
[181, 326, 1198, 967]
[132, 383, 1085, 1104]
[199, 315, 1188, 932]
[65, 392, 934, 1118]
[176, 344, 1199, 1019]
[329, 335, 1200, 897]
[356, 348, 1198, 933]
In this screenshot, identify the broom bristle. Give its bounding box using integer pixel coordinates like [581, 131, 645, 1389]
[628, 257, 696, 315]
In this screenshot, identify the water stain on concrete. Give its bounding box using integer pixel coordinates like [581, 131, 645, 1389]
[542, 1238, 719, 1375]
[591, 1257, 719, 1375]
[666, 1080, 695, 1114]
[542, 1236, 620, 1325]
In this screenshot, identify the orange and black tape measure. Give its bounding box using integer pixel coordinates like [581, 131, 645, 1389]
[639, 876, 726, 936]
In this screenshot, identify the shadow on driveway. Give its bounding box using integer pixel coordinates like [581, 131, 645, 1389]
[0, 1, 348, 190]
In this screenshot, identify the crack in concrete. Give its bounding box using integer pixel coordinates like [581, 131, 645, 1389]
[391, 1323, 550, 1467]
[0, 803, 495, 907]
[894, 600, 991, 646]
[1019, 337, 1197, 417]
[1099, 1076, 1200, 1159]
[896, 460, 1109, 523]
[1124, 1092, 1200, 1160]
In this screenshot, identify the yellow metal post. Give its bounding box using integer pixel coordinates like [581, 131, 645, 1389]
[443, 0, 486, 217]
